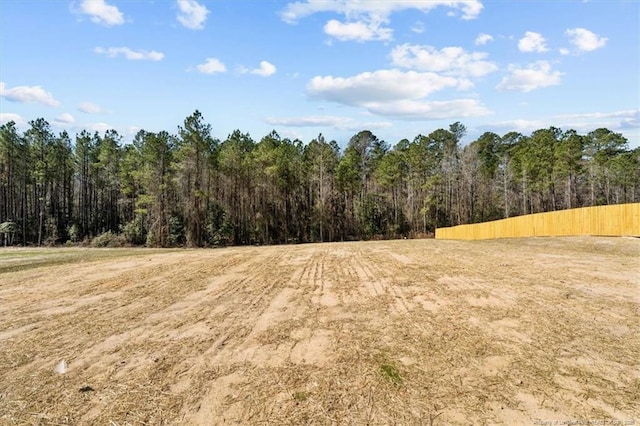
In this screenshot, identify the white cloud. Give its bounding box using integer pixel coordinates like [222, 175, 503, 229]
[390, 44, 498, 77]
[559, 48, 570, 56]
[485, 110, 639, 136]
[324, 18, 392, 42]
[363, 99, 491, 120]
[95, 47, 164, 61]
[281, 1, 482, 41]
[78, 101, 106, 114]
[0, 113, 26, 127]
[281, 1, 483, 23]
[555, 110, 639, 131]
[306, 70, 490, 120]
[265, 115, 392, 130]
[54, 113, 75, 125]
[197, 58, 227, 74]
[125, 126, 143, 138]
[566, 28, 607, 52]
[411, 21, 424, 34]
[0, 82, 61, 107]
[278, 129, 304, 141]
[474, 33, 493, 46]
[496, 61, 563, 92]
[78, 0, 124, 26]
[86, 122, 114, 133]
[482, 119, 546, 134]
[176, 0, 209, 30]
[251, 61, 277, 77]
[518, 31, 548, 53]
[307, 70, 464, 105]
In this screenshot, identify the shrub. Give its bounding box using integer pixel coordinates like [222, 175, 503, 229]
[91, 231, 129, 248]
[168, 216, 185, 247]
[122, 216, 146, 245]
[0, 221, 18, 246]
[67, 224, 80, 243]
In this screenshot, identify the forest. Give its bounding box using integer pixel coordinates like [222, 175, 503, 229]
[0, 111, 638, 247]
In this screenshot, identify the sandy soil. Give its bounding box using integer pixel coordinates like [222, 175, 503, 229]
[0, 237, 638, 425]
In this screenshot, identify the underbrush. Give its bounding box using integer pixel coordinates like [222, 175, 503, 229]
[90, 231, 130, 248]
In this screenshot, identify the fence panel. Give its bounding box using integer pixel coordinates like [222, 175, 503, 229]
[435, 203, 640, 240]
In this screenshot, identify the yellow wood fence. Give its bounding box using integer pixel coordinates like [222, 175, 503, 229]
[435, 203, 640, 240]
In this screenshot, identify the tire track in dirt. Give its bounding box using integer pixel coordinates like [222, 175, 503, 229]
[346, 243, 415, 316]
[307, 246, 341, 309]
[108, 246, 299, 424]
[178, 246, 339, 423]
[1, 247, 297, 424]
[1, 238, 639, 425]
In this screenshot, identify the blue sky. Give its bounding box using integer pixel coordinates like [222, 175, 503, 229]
[1, 0, 639, 148]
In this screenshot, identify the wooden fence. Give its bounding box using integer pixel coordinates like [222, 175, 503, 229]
[435, 203, 640, 240]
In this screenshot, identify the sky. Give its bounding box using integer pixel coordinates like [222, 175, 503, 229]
[1, 0, 639, 149]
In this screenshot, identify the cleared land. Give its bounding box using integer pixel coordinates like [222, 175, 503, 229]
[0, 237, 638, 425]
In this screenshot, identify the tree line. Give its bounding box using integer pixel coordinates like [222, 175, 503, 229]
[1, 111, 638, 247]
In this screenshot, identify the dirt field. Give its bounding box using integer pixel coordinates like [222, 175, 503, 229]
[0, 237, 638, 425]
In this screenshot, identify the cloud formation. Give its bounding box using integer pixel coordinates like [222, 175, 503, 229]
[176, 0, 209, 30]
[197, 58, 227, 74]
[0, 82, 61, 107]
[324, 18, 392, 42]
[251, 61, 277, 77]
[265, 115, 392, 131]
[78, 0, 124, 26]
[481, 119, 546, 134]
[363, 99, 491, 120]
[54, 112, 76, 125]
[557, 110, 639, 131]
[0, 113, 26, 126]
[390, 44, 497, 77]
[95, 47, 164, 61]
[496, 61, 563, 92]
[78, 102, 106, 114]
[306, 70, 489, 120]
[518, 31, 548, 53]
[566, 28, 607, 52]
[474, 33, 493, 46]
[281, 1, 483, 42]
[485, 110, 639, 135]
[411, 21, 425, 34]
[281, 1, 483, 23]
[308, 70, 465, 104]
[85, 122, 114, 133]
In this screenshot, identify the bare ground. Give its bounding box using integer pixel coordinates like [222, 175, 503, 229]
[0, 237, 638, 425]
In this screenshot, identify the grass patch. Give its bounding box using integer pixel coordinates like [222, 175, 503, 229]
[380, 363, 402, 385]
[292, 391, 309, 402]
[0, 247, 178, 274]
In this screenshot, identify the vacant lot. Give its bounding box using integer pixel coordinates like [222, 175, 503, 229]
[1, 237, 638, 425]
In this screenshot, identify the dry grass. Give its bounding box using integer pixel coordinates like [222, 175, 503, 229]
[0, 237, 638, 425]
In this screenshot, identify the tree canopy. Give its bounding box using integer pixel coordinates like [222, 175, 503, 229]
[1, 112, 637, 246]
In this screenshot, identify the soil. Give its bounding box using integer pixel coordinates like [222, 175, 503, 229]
[0, 237, 638, 425]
